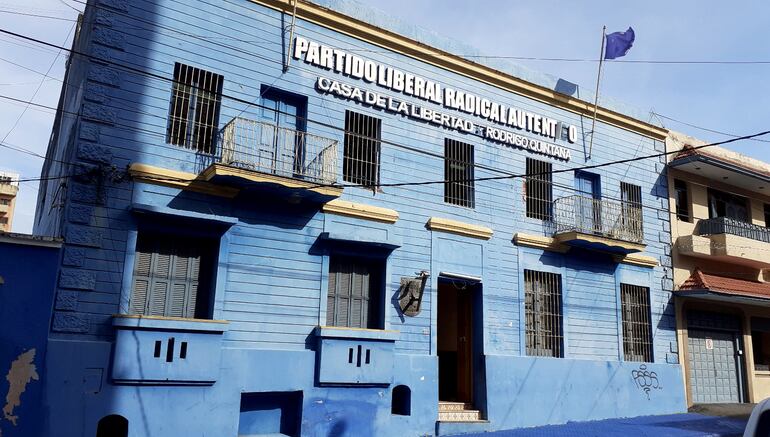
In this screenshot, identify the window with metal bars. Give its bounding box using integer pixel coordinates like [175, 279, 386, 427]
[620, 182, 643, 237]
[343, 110, 381, 188]
[166, 63, 224, 154]
[444, 138, 475, 208]
[620, 283, 653, 362]
[326, 256, 382, 329]
[129, 233, 216, 319]
[525, 158, 553, 220]
[524, 269, 563, 357]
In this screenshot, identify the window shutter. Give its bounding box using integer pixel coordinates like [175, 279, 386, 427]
[338, 263, 351, 327]
[327, 257, 376, 329]
[129, 235, 210, 318]
[130, 250, 153, 315]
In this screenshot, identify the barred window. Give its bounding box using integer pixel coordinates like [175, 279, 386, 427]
[674, 179, 691, 222]
[343, 110, 381, 187]
[167, 63, 224, 154]
[621, 182, 643, 239]
[620, 283, 653, 362]
[525, 158, 552, 220]
[129, 233, 216, 319]
[524, 269, 563, 357]
[326, 256, 382, 329]
[444, 138, 475, 208]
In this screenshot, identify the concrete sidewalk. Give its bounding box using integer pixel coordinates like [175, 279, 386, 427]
[454, 413, 747, 437]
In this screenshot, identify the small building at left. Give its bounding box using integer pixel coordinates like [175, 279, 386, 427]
[0, 233, 61, 437]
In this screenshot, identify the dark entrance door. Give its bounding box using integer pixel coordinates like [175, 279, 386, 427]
[438, 279, 474, 403]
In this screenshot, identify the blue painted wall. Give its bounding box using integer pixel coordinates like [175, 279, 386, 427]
[35, 0, 683, 435]
[0, 237, 60, 437]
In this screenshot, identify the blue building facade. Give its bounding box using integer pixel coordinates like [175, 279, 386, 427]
[35, 0, 685, 435]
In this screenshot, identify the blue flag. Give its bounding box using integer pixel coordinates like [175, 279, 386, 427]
[604, 27, 635, 60]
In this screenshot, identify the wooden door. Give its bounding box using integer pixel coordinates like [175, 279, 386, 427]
[457, 290, 474, 403]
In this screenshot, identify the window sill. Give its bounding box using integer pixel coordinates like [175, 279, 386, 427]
[315, 325, 399, 342]
[112, 314, 229, 333]
[754, 369, 770, 376]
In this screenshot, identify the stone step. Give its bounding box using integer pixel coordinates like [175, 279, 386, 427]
[438, 409, 482, 422]
[438, 401, 472, 412]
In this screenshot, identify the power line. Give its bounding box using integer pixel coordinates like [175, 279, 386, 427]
[653, 111, 770, 144]
[0, 10, 77, 21]
[4, 20, 768, 220]
[56, 0, 80, 13]
[2, 27, 766, 203]
[0, 23, 75, 145]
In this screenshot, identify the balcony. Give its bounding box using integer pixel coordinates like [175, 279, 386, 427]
[0, 183, 17, 197]
[111, 315, 228, 385]
[201, 117, 342, 202]
[677, 217, 770, 268]
[553, 195, 645, 254]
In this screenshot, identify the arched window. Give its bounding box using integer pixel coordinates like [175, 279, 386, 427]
[96, 414, 128, 437]
[391, 385, 411, 416]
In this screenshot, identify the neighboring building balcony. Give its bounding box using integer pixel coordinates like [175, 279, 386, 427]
[552, 195, 645, 254]
[677, 217, 770, 268]
[200, 117, 342, 201]
[0, 183, 17, 197]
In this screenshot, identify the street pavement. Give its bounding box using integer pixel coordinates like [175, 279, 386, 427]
[455, 413, 748, 436]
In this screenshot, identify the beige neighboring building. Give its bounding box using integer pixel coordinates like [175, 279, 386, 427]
[0, 171, 19, 232]
[668, 131, 770, 406]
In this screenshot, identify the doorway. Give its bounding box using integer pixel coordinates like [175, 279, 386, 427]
[437, 278, 476, 404]
[575, 171, 601, 234]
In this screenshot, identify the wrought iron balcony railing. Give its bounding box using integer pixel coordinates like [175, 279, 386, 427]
[697, 216, 770, 243]
[553, 195, 644, 244]
[217, 117, 338, 186]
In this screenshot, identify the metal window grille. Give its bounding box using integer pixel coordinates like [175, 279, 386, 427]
[343, 110, 381, 188]
[524, 269, 563, 357]
[620, 182, 643, 238]
[620, 283, 653, 362]
[167, 62, 224, 154]
[674, 179, 691, 222]
[444, 138, 475, 208]
[525, 158, 553, 220]
[326, 257, 381, 329]
[130, 234, 214, 319]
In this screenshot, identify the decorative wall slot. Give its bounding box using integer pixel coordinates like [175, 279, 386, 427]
[345, 344, 372, 368]
[166, 337, 175, 363]
[154, 341, 162, 358]
[180, 341, 188, 359]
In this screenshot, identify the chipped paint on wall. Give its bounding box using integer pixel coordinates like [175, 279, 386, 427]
[2, 349, 38, 426]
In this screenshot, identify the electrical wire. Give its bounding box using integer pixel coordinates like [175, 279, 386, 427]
[0, 23, 75, 145]
[2, 27, 769, 221]
[2, 16, 769, 223]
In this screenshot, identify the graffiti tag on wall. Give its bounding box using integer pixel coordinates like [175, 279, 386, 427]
[631, 364, 662, 400]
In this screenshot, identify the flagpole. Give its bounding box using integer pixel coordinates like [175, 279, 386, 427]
[587, 25, 606, 160]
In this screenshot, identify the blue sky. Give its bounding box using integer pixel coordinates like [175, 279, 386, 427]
[1, 0, 769, 233]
